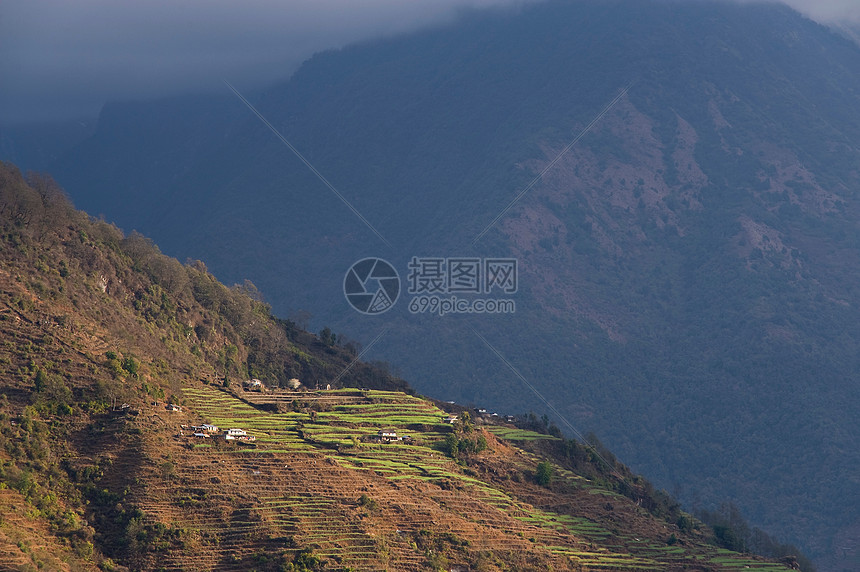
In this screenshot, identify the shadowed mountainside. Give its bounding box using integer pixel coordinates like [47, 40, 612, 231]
[13, 1, 860, 569]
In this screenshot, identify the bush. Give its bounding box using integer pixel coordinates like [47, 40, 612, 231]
[441, 434, 459, 458]
[475, 435, 488, 453]
[121, 357, 139, 377]
[677, 514, 694, 532]
[281, 548, 324, 571]
[74, 539, 94, 560]
[535, 461, 554, 486]
[105, 358, 124, 379]
[357, 494, 378, 511]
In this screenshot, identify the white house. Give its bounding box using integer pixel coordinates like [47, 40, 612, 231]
[378, 428, 400, 443]
[224, 428, 247, 440]
[200, 424, 219, 433]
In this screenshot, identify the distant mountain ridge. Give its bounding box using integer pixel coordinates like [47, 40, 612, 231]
[14, 1, 860, 569]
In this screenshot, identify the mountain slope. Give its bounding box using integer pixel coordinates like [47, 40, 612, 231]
[0, 162, 809, 570]
[21, 1, 860, 569]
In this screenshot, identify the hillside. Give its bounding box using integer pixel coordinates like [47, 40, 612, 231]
[32, 2, 860, 569]
[0, 163, 809, 570]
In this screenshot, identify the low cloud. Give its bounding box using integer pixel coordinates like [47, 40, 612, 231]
[780, 0, 860, 23]
[0, 0, 857, 123]
[0, 0, 534, 122]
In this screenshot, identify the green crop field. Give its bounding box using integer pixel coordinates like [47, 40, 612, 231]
[486, 426, 561, 441]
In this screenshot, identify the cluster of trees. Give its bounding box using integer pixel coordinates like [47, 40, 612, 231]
[438, 412, 488, 462]
[103, 351, 139, 380]
[1, 163, 412, 395]
[32, 368, 74, 415]
[697, 503, 815, 572]
[0, 158, 414, 402]
[440, 432, 488, 461]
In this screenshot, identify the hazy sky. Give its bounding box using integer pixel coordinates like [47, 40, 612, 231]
[0, 0, 857, 123]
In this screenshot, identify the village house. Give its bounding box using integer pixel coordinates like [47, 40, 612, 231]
[378, 428, 400, 443]
[222, 428, 256, 442]
[223, 428, 247, 440]
[243, 378, 265, 391]
[443, 415, 459, 424]
[165, 404, 182, 412]
[361, 429, 410, 445]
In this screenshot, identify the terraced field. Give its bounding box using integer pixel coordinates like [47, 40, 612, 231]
[486, 426, 561, 442]
[117, 386, 796, 571]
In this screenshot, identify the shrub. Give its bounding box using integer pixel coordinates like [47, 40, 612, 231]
[535, 461, 554, 486]
[121, 357, 139, 377]
[281, 548, 324, 571]
[475, 435, 488, 453]
[357, 494, 378, 511]
[105, 358, 124, 379]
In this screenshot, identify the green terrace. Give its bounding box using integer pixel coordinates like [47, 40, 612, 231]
[182, 386, 456, 449]
[709, 550, 796, 571]
[486, 426, 561, 441]
[182, 387, 314, 450]
[514, 509, 613, 540]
